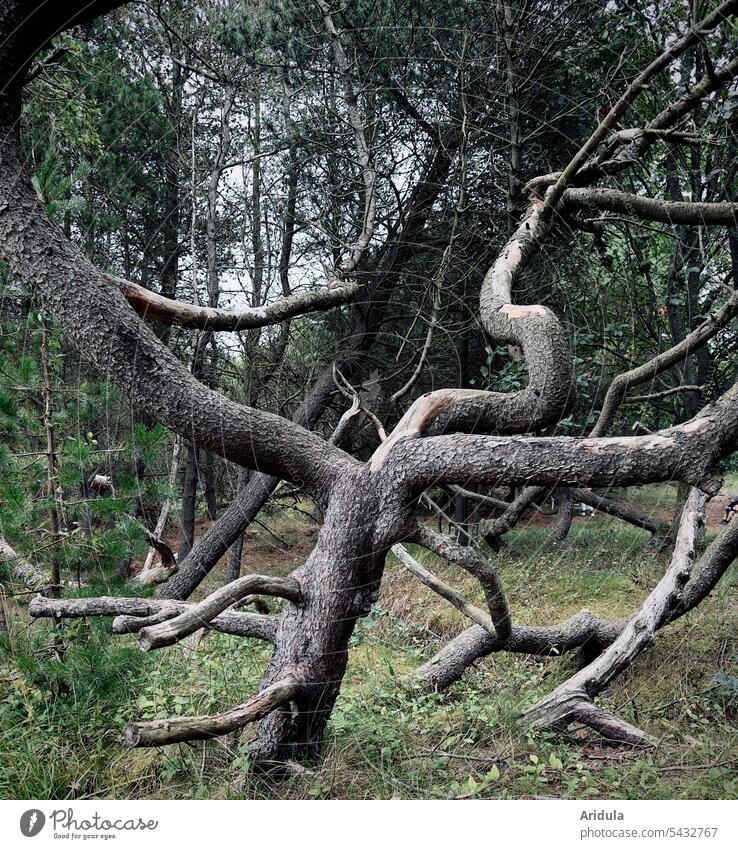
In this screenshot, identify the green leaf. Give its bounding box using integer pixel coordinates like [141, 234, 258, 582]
[486, 764, 500, 782]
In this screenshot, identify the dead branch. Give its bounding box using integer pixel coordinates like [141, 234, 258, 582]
[391, 543, 497, 634]
[138, 574, 301, 650]
[413, 524, 512, 639]
[524, 489, 708, 744]
[0, 537, 49, 592]
[626, 385, 703, 403]
[28, 595, 277, 642]
[563, 188, 738, 226]
[123, 677, 300, 747]
[591, 290, 738, 436]
[540, 0, 738, 208]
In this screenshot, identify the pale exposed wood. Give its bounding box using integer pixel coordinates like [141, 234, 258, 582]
[140, 436, 181, 578]
[0, 537, 49, 592]
[138, 574, 301, 651]
[123, 677, 300, 747]
[524, 489, 708, 743]
[391, 543, 496, 634]
[28, 595, 276, 642]
[413, 525, 512, 639]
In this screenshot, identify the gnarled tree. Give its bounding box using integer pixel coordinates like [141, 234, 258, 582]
[2, 0, 738, 768]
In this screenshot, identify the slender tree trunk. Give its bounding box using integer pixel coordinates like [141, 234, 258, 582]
[550, 487, 574, 545]
[179, 443, 199, 561]
[225, 469, 249, 583]
[41, 320, 61, 595]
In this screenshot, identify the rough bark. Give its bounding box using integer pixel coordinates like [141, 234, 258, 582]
[138, 574, 301, 651]
[123, 678, 300, 748]
[0, 537, 49, 592]
[28, 595, 276, 642]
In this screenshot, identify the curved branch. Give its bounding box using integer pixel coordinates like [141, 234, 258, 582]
[591, 290, 738, 437]
[524, 488, 708, 743]
[138, 574, 301, 651]
[417, 488, 738, 693]
[123, 677, 300, 748]
[28, 595, 277, 642]
[0, 134, 350, 494]
[412, 525, 512, 639]
[119, 277, 359, 331]
[371, 201, 575, 468]
[391, 543, 497, 634]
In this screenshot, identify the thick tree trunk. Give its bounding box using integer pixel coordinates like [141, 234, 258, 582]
[248, 468, 402, 765]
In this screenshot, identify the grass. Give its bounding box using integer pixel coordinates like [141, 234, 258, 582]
[1, 488, 736, 800]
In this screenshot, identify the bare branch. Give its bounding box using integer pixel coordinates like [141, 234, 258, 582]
[591, 290, 738, 437]
[391, 543, 497, 634]
[138, 574, 301, 651]
[118, 276, 359, 331]
[569, 489, 665, 535]
[413, 525, 512, 639]
[314, 0, 376, 278]
[626, 384, 703, 403]
[123, 677, 300, 748]
[541, 0, 738, 209]
[524, 489, 708, 744]
[563, 188, 738, 226]
[0, 537, 49, 592]
[28, 594, 277, 642]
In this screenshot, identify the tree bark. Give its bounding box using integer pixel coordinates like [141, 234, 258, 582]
[179, 442, 199, 562]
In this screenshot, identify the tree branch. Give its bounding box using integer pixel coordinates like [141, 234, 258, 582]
[138, 574, 301, 650]
[413, 524, 512, 639]
[123, 677, 300, 747]
[118, 277, 360, 331]
[28, 595, 277, 642]
[524, 488, 708, 743]
[391, 543, 497, 634]
[563, 188, 738, 226]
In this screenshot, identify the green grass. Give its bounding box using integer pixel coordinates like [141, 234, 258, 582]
[1, 493, 736, 800]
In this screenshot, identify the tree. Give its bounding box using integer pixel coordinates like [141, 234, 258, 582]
[2, 0, 738, 769]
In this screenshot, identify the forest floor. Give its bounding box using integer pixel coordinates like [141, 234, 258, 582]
[1, 481, 737, 800]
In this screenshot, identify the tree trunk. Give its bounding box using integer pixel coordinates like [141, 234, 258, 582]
[248, 468, 402, 765]
[550, 487, 573, 545]
[179, 443, 199, 561]
[225, 467, 250, 583]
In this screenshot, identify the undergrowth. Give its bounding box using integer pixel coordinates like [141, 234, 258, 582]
[1, 497, 736, 800]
